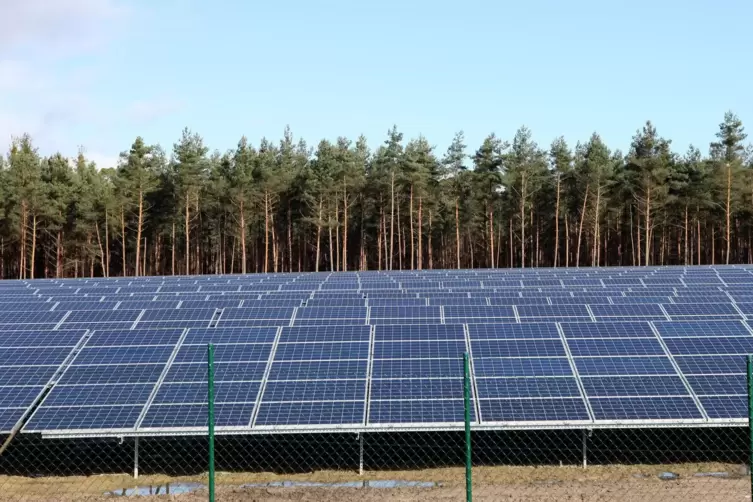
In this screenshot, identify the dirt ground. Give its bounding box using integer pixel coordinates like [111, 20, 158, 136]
[0, 463, 748, 501]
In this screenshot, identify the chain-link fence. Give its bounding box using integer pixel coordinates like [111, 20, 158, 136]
[0, 427, 749, 501]
[1, 350, 751, 502]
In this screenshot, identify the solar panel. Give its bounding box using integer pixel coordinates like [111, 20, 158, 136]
[480, 398, 589, 422]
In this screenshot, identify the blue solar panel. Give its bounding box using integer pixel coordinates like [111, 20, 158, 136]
[589, 304, 666, 319]
[516, 305, 591, 319]
[368, 399, 471, 423]
[567, 338, 665, 357]
[685, 375, 746, 395]
[581, 376, 688, 396]
[663, 337, 753, 355]
[184, 327, 279, 344]
[263, 380, 365, 401]
[141, 403, 255, 428]
[674, 355, 746, 375]
[74, 346, 174, 365]
[153, 382, 262, 404]
[471, 339, 566, 358]
[473, 358, 573, 377]
[444, 306, 515, 319]
[663, 303, 741, 319]
[369, 306, 441, 319]
[574, 356, 677, 376]
[140, 308, 217, 321]
[699, 396, 746, 419]
[468, 323, 560, 339]
[588, 397, 703, 420]
[43, 384, 154, 406]
[275, 342, 369, 360]
[25, 406, 143, 432]
[375, 324, 464, 341]
[221, 307, 295, 320]
[296, 307, 367, 320]
[59, 364, 165, 385]
[480, 398, 589, 422]
[165, 362, 267, 383]
[268, 360, 367, 380]
[256, 401, 364, 426]
[373, 340, 467, 359]
[371, 359, 463, 379]
[0, 366, 59, 385]
[66, 310, 141, 323]
[370, 379, 462, 399]
[654, 320, 752, 337]
[560, 321, 655, 338]
[476, 377, 581, 398]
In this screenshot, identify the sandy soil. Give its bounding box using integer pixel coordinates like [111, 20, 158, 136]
[0, 464, 748, 501]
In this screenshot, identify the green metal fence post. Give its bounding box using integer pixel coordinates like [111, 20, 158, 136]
[463, 352, 472, 502]
[208, 344, 216, 502]
[747, 354, 753, 498]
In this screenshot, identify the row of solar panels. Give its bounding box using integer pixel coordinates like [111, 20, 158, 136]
[5, 295, 753, 311]
[2, 320, 752, 436]
[1, 303, 753, 331]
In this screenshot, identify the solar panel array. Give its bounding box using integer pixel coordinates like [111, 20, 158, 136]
[2, 265, 753, 437]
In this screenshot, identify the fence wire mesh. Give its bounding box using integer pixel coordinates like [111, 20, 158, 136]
[0, 426, 750, 501]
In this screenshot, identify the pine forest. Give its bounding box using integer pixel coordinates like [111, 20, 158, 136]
[2, 112, 752, 279]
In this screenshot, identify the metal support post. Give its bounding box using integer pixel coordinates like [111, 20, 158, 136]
[746, 355, 753, 498]
[359, 433, 364, 476]
[208, 344, 216, 502]
[133, 437, 139, 479]
[463, 352, 472, 502]
[582, 430, 587, 469]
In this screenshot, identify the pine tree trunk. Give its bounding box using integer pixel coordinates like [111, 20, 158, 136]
[264, 192, 270, 274]
[726, 163, 732, 264]
[645, 186, 651, 266]
[342, 182, 348, 272]
[389, 170, 395, 271]
[377, 208, 382, 271]
[95, 224, 105, 278]
[684, 205, 689, 266]
[397, 201, 402, 270]
[136, 189, 143, 277]
[171, 221, 176, 275]
[554, 175, 561, 267]
[519, 174, 526, 269]
[712, 225, 716, 265]
[576, 184, 589, 267]
[185, 195, 191, 275]
[288, 201, 293, 273]
[490, 204, 496, 268]
[455, 198, 461, 269]
[427, 210, 433, 269]
[335, 203, 340, 272]
[696, 210, 701, 265]
[30, 213, 37, 279]
[509, 218, 513, 267]
[315, 197, 323, 273]
[104, 209, 110, 277]
[417, 197, 423, 270]
[329, 208, 335, 272]
[19, 203, 26, 279]
[593, 187, 601, 267]
[565, 216, 570, 268]
[56, 230, 63, 278]
[120, 206, 127, 277]
[240, 199, 247, 274]
[409, 183, 414, 270]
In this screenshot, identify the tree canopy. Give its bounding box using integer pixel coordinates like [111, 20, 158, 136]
[1, 113, 751, 278]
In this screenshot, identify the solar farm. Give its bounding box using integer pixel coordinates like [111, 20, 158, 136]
[2, 266, 753, 501]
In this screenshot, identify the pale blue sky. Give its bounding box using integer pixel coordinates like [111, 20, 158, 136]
[1, 0, 751, 165]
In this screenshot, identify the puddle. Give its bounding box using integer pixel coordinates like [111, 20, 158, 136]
[105, 479, 437, 496]
[241, 480, 439, 489]
[104, 482, 204, 496]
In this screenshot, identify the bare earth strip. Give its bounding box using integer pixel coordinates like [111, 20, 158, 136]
[0, 464, 747, 501]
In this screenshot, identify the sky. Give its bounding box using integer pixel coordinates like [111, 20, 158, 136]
[0, 0, 751, 167]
